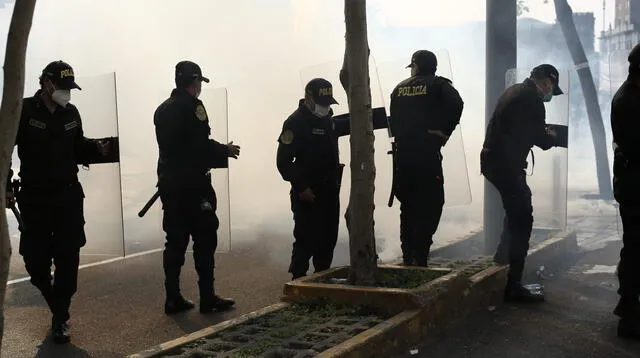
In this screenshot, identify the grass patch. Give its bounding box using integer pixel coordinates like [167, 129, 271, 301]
[377, 268, 448, 289]
[309, 267, 449, 289]
[229, 339, 281, 357]
[158, 300, 387, 357]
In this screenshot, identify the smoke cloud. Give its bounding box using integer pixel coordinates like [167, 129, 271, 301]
[0, 0, 621, 274]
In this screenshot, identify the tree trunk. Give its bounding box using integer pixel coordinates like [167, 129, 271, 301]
[553, 0, 613, 199]
[342, 0, 377, 286]
[0, 0, 37, 350]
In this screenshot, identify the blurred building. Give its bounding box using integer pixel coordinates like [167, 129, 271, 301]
[600, 0, 640, 54]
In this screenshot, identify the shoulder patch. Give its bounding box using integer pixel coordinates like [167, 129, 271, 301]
[195, 104, 208, 121]
[280, 129, 294, 144]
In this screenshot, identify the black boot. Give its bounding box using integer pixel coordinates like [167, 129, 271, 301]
[200, 294, 236, 313]
[614, 298, 640, 339]
[164, 295, 195, 315]
[493, 240, 510, 265]
[51, 319, 70, 344]
[291, 272, 305, 280]
[401, 258, 415, 266]
[618, 317, 640, 339]
[41, 289, 55, 313]
[414, 244, 431, 267]
[493, 249, 510, 265]
[504, 282, 545, 303]
[494, 217, 511, 265]
[164, 269, 194, 314]
[614, 297, 639, 318]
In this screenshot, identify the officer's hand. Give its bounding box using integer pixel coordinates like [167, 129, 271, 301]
[226, 141, 240, 159]
[96, 139, 110, 156]
[298, 188, 315, 202]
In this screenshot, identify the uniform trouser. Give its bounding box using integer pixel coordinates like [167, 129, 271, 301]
[617, 203, 640, 305]
[483, 169, 533, 284]
[17, 184, 86, 324]
[288, 186, 340, 279]
[160, 184, 219, 300]
[395, 160, 444, 266]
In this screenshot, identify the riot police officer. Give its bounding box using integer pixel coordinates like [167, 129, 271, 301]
[8, 60, 115, 344]
[388, 50, 464, 267]
[154, 60, 239, 315]
[481, 64, 563, 303]
[612, 43, 640, 339]
[276, 78, 343, 280]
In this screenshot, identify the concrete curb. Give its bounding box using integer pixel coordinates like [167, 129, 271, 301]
[128, 230, 576, 358]
[126, 302, 289, 358]
[523, 229, 579, 277]
[310, 230, 577, 358]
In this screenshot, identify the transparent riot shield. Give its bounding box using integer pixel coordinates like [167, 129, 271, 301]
[204, 87, 231, 253]
[374, 49, 472, 206]
[144, 88, 231, 253]
[609, 50, 631, 238]
[6, 72, 126, 283]
[73, 73, 126, 259]
[115, 78, 165, 257]
[505, 68, 570, 230]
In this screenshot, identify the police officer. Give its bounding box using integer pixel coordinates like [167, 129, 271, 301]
[8, 60, 115, 344]
[276, 78, 344, 280]
[611, 43, 640, 338]
[154, 60, 239, 315]
[481, 64, 563, 302]
[388, 50, 464, 267]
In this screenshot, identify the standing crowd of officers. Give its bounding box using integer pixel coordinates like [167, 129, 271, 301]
[4, 43, 640, 345]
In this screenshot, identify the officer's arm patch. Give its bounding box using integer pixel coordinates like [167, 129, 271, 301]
[64, 121, 79, 131]
[280, 129, 294, 145]
[28, 118, 46, 130]
[195, 104, 208, 121]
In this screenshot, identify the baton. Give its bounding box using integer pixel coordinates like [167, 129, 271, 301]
[138, 191, 160, 218]
[8, 204, 25, 231]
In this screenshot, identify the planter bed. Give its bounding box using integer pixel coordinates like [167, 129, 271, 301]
[154, 301, 389, 358]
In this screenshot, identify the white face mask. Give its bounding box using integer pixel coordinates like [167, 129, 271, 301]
[51, 89, 71, 107]
[313, 104, 330, 117]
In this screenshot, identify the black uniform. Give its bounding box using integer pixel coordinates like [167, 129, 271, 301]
[481, 65, 562, 298]
[277, 96, 345, 279]
[9, 65, 112, 343]
[277, 91, 390, 280]
[154, 76, 237, 313]
[611, 58, 640, 336]
[389, 74, 463, 266]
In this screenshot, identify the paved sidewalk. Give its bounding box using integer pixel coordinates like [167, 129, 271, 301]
[1, 235, 305, 358]
[396, 213, 640, 358]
